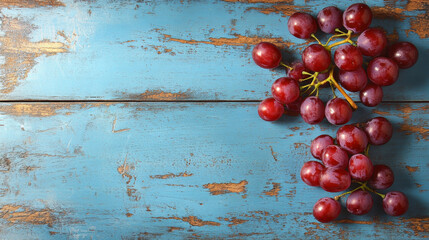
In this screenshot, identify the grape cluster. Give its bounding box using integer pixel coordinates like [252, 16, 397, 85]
[254, 3, 419, 125]
[300, 117, 409, 222]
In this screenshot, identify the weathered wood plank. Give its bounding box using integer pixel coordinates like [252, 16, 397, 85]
[0, 102, 427, 239]
[0, 0, 427, 101]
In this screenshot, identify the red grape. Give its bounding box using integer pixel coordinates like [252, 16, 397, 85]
[317, 6, 343, 34]
[359, 82, 383, 107]
[388, 42, 419, 69]
[313, 197, 341, 223]
[321, 145, 349, 169]
[287, 61, 306, 80]
[258, 98, 284, 121]
[349, 154, 373, 181]
[343, 3, 372, 33]
[285, 96, 303, 113]
[302, 44, 331, 72]
[320, 167, 351, 192]
[271, 77, 300, 104]
[338, 67, 367, 92]
[357, 28, 387, 57]
[364, 117, 393, 145]
[336, 125, 368, 155]
[367, 57, 399, 86]
[300, 96, 325, 124]
[300, 161, 325, 186]
[383, 191, 409, 216]
[368, 164, 394, 190]
[325, 98, 352, 125]
[310, 134, 335, 160]
[288, 12, 318, 39]
[334, 45, 363, 71]
[252, 42, 282, 69]
[346, 190, 373, 215]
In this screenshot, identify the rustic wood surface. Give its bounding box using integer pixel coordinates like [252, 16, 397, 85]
[0, 0, 428, 239]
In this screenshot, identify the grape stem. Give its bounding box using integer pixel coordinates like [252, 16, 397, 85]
[364, 144, 371, 156]
[311, 34, 322, 45]
[334, 185, 364, 201]
[325, 30, 356, 51]
[334, 181, 386, 200]
[280, 62, 293, 70]
[298, 66, 358, 110]
[351, 180, 387, 199]
[328, 69, 358, 110]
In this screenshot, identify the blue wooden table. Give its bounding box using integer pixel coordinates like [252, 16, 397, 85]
[0, 0, 427, 239]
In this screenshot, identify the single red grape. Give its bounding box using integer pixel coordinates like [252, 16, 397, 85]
[285, 96, 303, 113]
[302, 44, 331, 72]
[349, 154, 373, 181]
[368, 164, 394, 190]
[325, 98, 353, 125]
[388, 42, 419, 69]
[317, 6, 343, 34]
[346, 190, 373, 215]
[287, 61, 306, 80]
[338, 67, 367, 92]
[367, 57, 399, 86]
[300, 96, 325, 124]
[300, 161, 325, 187]
[271, 77, 300, 104]
[321, 145, 349, 169]
[334, 45, 363, 71]
[258, 98, 284, 121]
[288, 12, 318, 39]
[252, 42, 282, 69]
[343, 3, 372, 33]
[310, 134, 335, 160]
[364, 117, 393, 145]
[359, 82, 383, 107]
[320, 167, 351, 192]
[357, 28, 387, 57]
[383, 191, 409, 216]
[313, 197, 341, 223]
[336, 125, 368, 155]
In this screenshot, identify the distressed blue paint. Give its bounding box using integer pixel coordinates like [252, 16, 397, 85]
[0, 0, 427, 100]
[0, 102, 427, 239]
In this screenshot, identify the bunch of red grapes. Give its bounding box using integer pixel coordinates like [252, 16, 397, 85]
[300, 117, 408, 222]
[254, 3, 419, 125]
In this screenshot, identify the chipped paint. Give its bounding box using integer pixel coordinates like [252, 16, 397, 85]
[403, 217, 429, 237]
[203, 180, 248, 195]
[163, 33, 294, 49]
[112, 117, 130, 133]
[264, 182, 280, 197]
[222, 0, 292, 3]
[373, 1, 428, 39]
[0, 17, 69, 93]
[168, 227, 184, 232]
[149, 172, 193, 179]
[124, 89, 192, 101]
[155, 216, 220, 227]
[405, 165, 419, 172]
[0, 0, 65, 8]
[246, 4, 310, 17]
[269, 146, 278, 161]
[0, 103, 71, 117]
[0, 205, 56, 226]
[219, 217, 248, 227]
